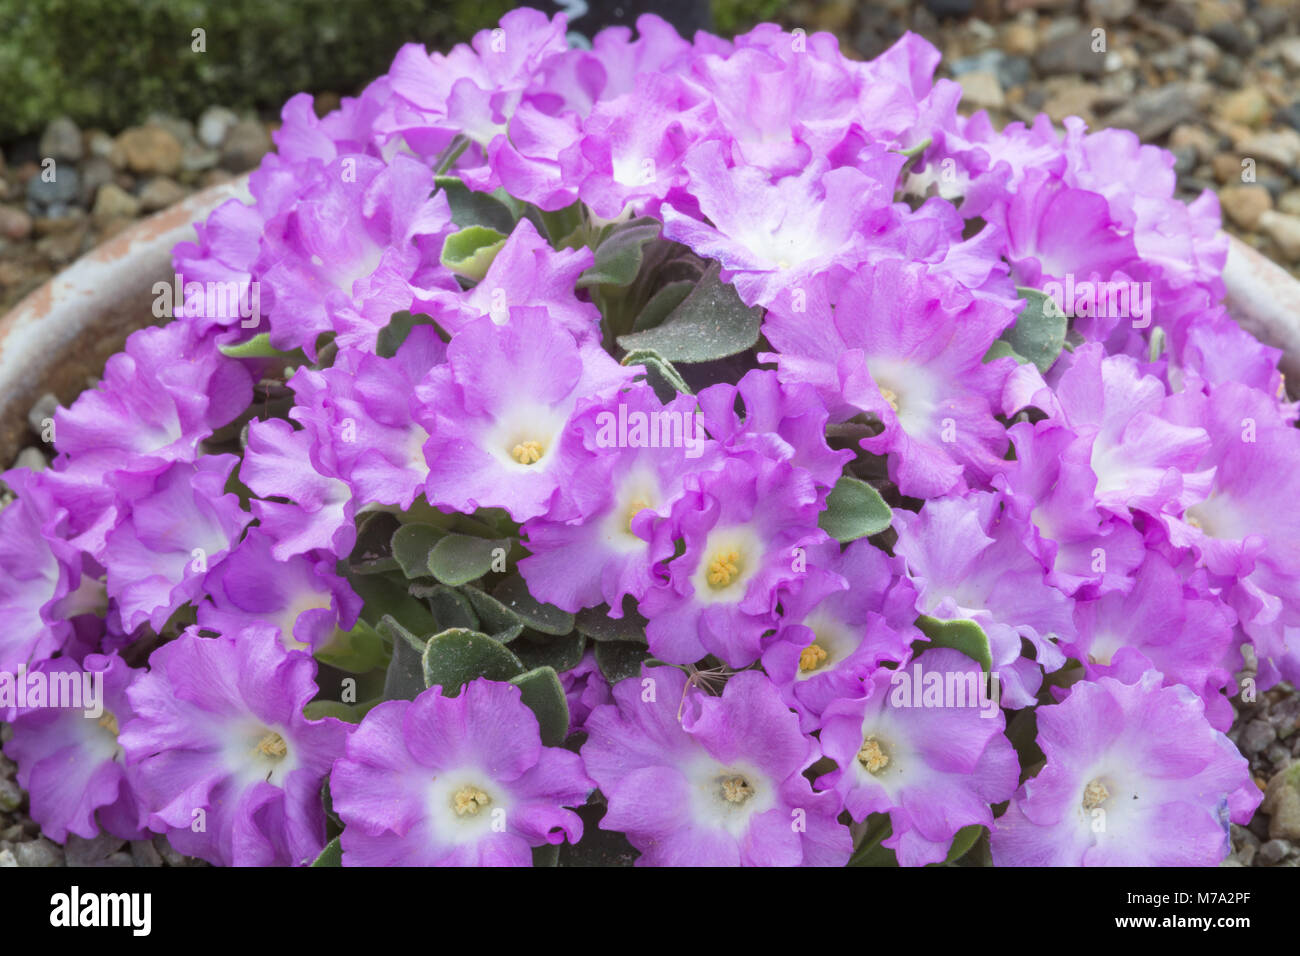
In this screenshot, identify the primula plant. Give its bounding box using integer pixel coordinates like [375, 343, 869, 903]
[2, 7, 1290, 867]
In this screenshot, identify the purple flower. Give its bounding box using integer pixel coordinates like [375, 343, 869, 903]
[639, 453, 836, 668]
[4, 653, 147, 842]
[762, 539, 920, 732]
[119, 625, 348, 867]
[818, 648, 1019, 867]
[559, 650, 612, 736]
[990, 671, 1260, 866]
[892, 491, 1072, 708]
[581, 665, 851, 866]
[763, 259, 1016, 498]
[661, 140, 903, 309]
[103, 456, 251, 633]
[417, 307, 635, 522]
[415, 217, 601, 342]
[198, 528, 362, 652]
[331, 678, 592, 866]
[519, 383, 718, 613]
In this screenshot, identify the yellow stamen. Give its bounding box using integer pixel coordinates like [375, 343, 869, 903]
[799, 643, 829, 672]
[879, 387, 899, 413]
[719, 775, 754, 804]
[256, 731, 288, 759]
[510, 440, 544, 465]
[625, 497, 651, 533]
[98, 711, 119, 737]
[453, 785, 492, 816]
[857, 735, 889, 774]
[1082, 778, 1110, 811]
[706, 550, 742, 589]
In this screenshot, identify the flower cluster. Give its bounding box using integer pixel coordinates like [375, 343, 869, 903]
[1, 8, 1281, 867]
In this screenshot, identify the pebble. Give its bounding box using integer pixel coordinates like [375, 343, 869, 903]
[0, 849, 16, 868]
[0, 775, 21, 812]
[1102, 81, 1211, 141]
[1036, 28, 1107, 77]
[1280, 188, 1300, 217]
[197, 106, 240, 149]
[13, 448, 47, 472]
[138, 176, 187, 213]
[1001, 21, 1038, 57]
[1243, 718, 1279, 753]
[84, 129, 114, 160]
[1237, 129, 1300, 168]
[1259, 209, 1300, 261]
[77, 155, 116, 206]
[1086, 0, 1135, 22]
[24, 165, 80, 217]
[0, 205, 33, 241]
[1220, 183, 1274, 229]
[1218, 86, 1271, 127]
[958, 70, 1006, 111]
[14, 838, 64, 867]
[219, 118, 272, 173]
[92, 183, 140, 221]
[1257, 838, 1292, 865]
[26, 393, 59, 437]
[38, 116, 83, 163]
[130, 839, 163, 867]
[1262, 765, 1300, 839]
[111, 126, 183, 177]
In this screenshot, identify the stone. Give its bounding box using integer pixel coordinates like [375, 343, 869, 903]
[14, 838, 63, 867]
[1207, 20, 1254, 58]
[1085, 0, 1135, 21]
[1102, 82, 1212, 142]
[24, 165, 80, 216]
[38, 116, 83, 163]
[1277, 36, 1300, 73]
[1036, 28, 1107, 77]
[1213, 152, 1249, 183]
[92, 183, 140, 221]
[1257, 839, 1291, 866]
[1169, 123, 1219, 163]
[13, 448, 47, 472]
[958, 70, 1006, 111]
[1260, 210, 1300, 262]
[1044, 83, 1106, 124]
[1220, 184, 1273, 229]
[1242, 718, 1278, 753]
[77, 155, 116, 207]
[0, 775, 21, 812]
[1236, 129, 1300, 169]
[219, 118, 272, 172]
[138, 176, 187, 212]
[1217, 86, 1271, 128]
[197, 106, 239, 149]
[84, 129, 114, 160]
[26, 393, 59, 438]
[0, 849, 16, 867]
[0, 205, 32, 241]
[1001, 21, 1039, 57]
[130, 839, 163, 867]
[112, 126, 183, 176]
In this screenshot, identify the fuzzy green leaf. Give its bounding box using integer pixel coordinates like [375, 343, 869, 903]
[426, 533, 511, 586]
[615, 262, 761, 363]
[421, 627, 525, 696]
[509, 666, 570, 746]
[819, 475, 892, 542]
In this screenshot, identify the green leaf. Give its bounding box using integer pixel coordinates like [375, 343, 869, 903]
[631, 280, 693, 333]
[511, 630, 586, 673]
[490, 574, 575, 635]
[311, 836, 343, 867]
[344, 568, 437, 635]
[537, 202, 583, 246]
[426, 533, 510, 586]
[434, 175, 518, 234]
[460, 586, 527, 643]
[939, 824, 984, 865]
[427, 585, 479, 632]
[421, 627, 525, 696]
[848, 814, 899, 867]
[313, 617, 390, 674]
[819, 475, 892, 542]
[615, 262, 761, 363]
[532, 844, 560, 867]
[997, 287, 1068, 375]
[303, 700, 367, 723]
[594, 641, 650, 684]
[217, 332, 302, 362]
[378, 615, 430, 702]
[440, 225, 508, 281]
[577, 218, 661, 288]
[375, 311, 439, 359]
[574, 601, 649, 643]
[915, 615, 994, 673]
[620, 348, 693, 402]
[390, 523, 444, 580]
[509, 666, 570, 746]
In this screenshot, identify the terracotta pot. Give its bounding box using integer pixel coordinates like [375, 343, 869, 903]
[0, 176, 251, 464]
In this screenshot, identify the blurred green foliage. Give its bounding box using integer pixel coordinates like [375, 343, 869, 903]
[0, 0, 514, 139]
[712, 0, 788, 34]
